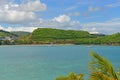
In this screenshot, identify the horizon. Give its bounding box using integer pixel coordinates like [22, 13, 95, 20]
[0, 0, 120, 34]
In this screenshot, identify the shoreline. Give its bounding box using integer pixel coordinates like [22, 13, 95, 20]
[0, 43, 120, 46]
[0, 44, 75, 46]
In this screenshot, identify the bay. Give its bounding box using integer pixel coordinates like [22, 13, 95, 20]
[0, 45, 119, 80]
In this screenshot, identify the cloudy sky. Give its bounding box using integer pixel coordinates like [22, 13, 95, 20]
[0, 0, 120, 34]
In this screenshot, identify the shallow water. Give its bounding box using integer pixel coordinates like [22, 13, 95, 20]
[0, 45, 119, 80]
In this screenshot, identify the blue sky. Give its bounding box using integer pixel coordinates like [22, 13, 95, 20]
[0, 0, 120, 34]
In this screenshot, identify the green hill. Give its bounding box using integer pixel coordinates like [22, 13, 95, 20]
[0, 30, 17, 37]
[16, 28, 92, 44]
[29, 28, 93, 44]
[31, 28, 91, 39]
[16, 28, 120, 45]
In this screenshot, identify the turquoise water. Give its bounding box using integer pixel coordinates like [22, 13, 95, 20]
[0, 45, 120, 80]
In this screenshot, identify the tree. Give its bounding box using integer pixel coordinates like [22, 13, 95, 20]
[55, 72, 84, 80]
[89, 51, 119, 80]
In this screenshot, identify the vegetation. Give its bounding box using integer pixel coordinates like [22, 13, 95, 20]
[0, 30, 17, 37]
[16, 28, 120, 45]
[15, 28, 96, 44]
[0, 30, 31, 45]
[56, 72, 84, 80]
[0, 28, 120, 45]
[89, 51, 119, 80]
[100, 33, 120, 45]
[31, 28, 90, 39]
[29, 28, 91, 44]
[11, 31, 30, 37]
[55, 52, 120, 80]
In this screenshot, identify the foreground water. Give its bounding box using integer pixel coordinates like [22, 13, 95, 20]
[0, 45, 120, 80]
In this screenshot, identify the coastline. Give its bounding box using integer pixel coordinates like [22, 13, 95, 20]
[0, 43, 120, 47]
[0, 43, 75, 47]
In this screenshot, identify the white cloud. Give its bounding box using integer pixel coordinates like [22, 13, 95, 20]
[0, 10, 36, 23]
[20, 0, 46, 12]
[0, 25, 37, 32]
[0, 14, 81, 32]
[0, 0, 46, 23]
[30, 15, 81, 30]
[82, 18, 120, 34]
[85, 27, 99, 34]
[29, 16, 120, 34]
[31, 20, 81, 30]
[0, 19, 81, 32]
[89, 31, 99, 34]
[1, 17, 120, 34]
[53, 15, 71, 23]
[1, 0, 47, 12]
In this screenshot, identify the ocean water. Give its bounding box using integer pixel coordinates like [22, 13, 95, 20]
[0, 45, 120, 80]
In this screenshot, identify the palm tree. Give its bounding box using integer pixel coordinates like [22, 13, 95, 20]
[55, 72, 84, 80]
[89, 51, 119, 80]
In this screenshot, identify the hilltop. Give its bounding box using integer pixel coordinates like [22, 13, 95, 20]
[31, 28, 91, 39]
[16, 28, 105, 44]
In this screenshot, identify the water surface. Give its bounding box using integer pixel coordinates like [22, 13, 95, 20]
[0, 45, 119, 80]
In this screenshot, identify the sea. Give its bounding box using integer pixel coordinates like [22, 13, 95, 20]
[0, 45, 120, 80]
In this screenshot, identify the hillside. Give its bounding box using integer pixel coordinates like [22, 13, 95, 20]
[11, 31, 30, 37]
[0, 30, 17, 37]
[100, 33, 120, 44]
[31, 28, 91, 39]
[16, 28, 120, 45]
[17, 28, 95, 44]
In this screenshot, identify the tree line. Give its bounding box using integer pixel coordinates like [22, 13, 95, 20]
[15, 28, 120, 45]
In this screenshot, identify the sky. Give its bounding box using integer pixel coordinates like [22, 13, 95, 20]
[0, 0, 120, 34]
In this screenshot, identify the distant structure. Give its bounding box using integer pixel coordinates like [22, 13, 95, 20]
[0, 36, 17, 41]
